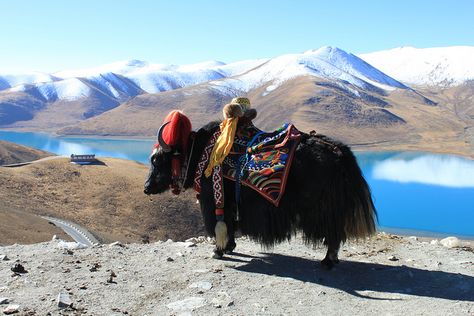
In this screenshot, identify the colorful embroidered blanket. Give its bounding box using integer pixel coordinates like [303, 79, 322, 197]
[195, 123, 301, 206]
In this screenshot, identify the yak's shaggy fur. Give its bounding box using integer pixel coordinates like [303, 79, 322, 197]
[145, 119, 377, 269]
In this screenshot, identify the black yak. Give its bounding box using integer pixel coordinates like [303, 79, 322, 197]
[144, 109, 377, 270]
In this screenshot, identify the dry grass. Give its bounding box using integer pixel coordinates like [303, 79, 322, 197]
[0, 140, 53, 165]
[0, 158, 204, 245]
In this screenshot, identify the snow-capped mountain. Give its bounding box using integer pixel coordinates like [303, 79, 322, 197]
[358, 46, 474, 86]
[9, 74, 143, 102]
[211, 46, 408, 95]
[0, 46, 409, 102]
[53, 59, 267, 94]
[0, 72, 59, 91]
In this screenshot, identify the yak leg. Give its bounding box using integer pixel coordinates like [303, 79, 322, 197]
[213, 215, 237, 258]
[224, 222, 236, 254]
[321, 239, 341, 270]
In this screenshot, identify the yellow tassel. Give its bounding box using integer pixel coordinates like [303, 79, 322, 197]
[204, 117, 239, 177]
[214, 221, 228, 250]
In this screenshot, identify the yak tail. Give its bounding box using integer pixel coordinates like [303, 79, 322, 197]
[339, 149, 377, 240]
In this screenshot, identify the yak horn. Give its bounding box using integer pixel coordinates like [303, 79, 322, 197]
[157, 121, 172, 153]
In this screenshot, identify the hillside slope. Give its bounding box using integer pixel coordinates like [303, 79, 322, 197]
[58, 76, 472, 157]
[0, 140, 53, 165]
[0, 157, 204, 244]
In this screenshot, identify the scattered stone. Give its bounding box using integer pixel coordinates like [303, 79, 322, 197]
[89, 263, 101, 272]
[189, 281, 213, 291]
[408, 236, 418, 241]
[176, 252, 184, 257]
[51, 235, 57, 241]
[211, 291, 233, 308]
[440, 237, 461, 248]
[1, 255, 9, 261]
[57, 293, 73, 309]
[2, 304, 19, 315]
[0, 297, 10, 305]
[79, 284, 87, 290]
[57, 241, 87, 250]
[388, 256, 399, 261]
[63, 249, 74, 255]
[166, 257, 174, 262]
[109, 241, 124, 247]
[430, 240, 439, 245]
[178, 241, 197, 248]
[107, 271, 117, 284]
[166, 297, 206, 311]
[11, 264, 27, 274]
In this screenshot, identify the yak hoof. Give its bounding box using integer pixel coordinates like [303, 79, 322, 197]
[320, 257, 337, 270]
[212, 248, 224, 259]
[224, 241, 236, 254]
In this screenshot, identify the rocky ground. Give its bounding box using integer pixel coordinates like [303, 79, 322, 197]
[0, 233, 473, 315]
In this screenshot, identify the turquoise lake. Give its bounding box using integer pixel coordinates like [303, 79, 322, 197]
[1, 130, 473, 239]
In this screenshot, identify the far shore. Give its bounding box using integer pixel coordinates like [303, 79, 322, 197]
[2, 127, 473, 160]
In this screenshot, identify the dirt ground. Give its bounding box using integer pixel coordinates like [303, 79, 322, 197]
[0, 233, 473, 315]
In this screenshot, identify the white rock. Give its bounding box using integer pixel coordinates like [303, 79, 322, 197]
[440, 237, 461, 248]
[0, 255, 8, 261]
[430, 240, 439, 245]
[56, 240, 87, 250]
[52, 235, 57, 241]
[178, 241, 196, 248]
[57, 292, 73, 309]
[166, 297, 206, 311]
[211, 291, 233, 308]
[3, 304, 20, 315]
[109, 241, 124, 247]
[408, 236, 418, 241]
[0, 297, 10, 304]
[189, 281, 213, 291]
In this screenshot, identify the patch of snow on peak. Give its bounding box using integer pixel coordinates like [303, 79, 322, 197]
[35, 78, 91, 101]
[213, 46, 406, 94]
[358, 46, 474, 86]
[0, 72, 59, 91]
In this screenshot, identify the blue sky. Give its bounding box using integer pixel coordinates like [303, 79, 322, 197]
[1, 0, 473, 73]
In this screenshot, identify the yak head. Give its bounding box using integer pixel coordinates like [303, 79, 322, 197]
[144, 110, 192, 195]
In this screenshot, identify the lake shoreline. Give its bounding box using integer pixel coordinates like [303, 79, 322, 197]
[2, 127, 472, 160]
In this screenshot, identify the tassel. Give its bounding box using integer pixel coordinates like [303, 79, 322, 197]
[204, 117, 239, 177]
[214, 221, 228, 250]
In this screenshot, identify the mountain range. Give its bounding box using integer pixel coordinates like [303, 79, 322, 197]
[0, 46, 473, 156]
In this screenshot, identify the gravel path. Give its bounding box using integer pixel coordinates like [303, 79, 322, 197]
[0, 233, 473, 315]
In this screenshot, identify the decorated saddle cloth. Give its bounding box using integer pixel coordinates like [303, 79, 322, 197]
[194, 123, 301, 206]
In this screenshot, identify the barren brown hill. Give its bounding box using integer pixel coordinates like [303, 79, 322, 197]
[59, 76, 473, 158]
[0, 75, 145, 132]
[0, 207, 71, 245]
[0, 157, 204, 245]
[0, 140, 53, 165]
